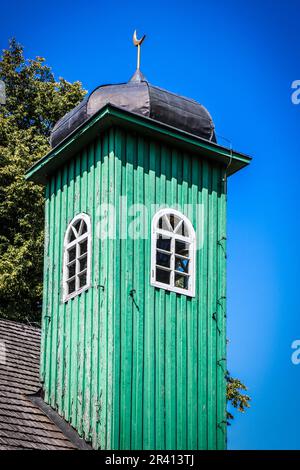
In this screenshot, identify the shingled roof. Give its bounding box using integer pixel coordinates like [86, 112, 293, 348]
[0, 319, 78, 450]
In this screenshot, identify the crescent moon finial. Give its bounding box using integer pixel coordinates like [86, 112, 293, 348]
[133, 30, 146, 46]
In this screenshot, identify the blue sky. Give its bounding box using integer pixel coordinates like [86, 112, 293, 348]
[1, 0, 299, 450]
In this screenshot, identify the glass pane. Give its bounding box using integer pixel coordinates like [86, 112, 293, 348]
[80, 220, 87, 235]
[156, 251, 170, 268]
[68, 262, 76, 279]
[73, 220, 81, 234]
[159, 214, 172, 232]
[79, 239, 88, 256]
[68, 228, 76, 242]
[79, 256, 87, 272]
[175, 220, 188, 236]
[175, 257, 189, 274]
[175, 273, 189, 290]
[79, 271, 87, 288]
[156, 268, 170, 285]
[68, 279, 76, 294]
[169, 214, 181, 230]
[157, 235, 171, 252]
[175, 240, 189, 256]
[68, 246, 76, 263]
[182, 221, 188, 237]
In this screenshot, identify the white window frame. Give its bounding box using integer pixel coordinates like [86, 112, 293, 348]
[63, 213, 91, 302]
[150, 208, 196, 297]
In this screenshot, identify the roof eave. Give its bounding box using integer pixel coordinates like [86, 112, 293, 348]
[25, 104, 252, 185]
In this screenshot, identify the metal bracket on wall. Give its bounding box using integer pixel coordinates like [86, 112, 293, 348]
[212, 312, 221, 335]
[217, 420, 227, 434]
[217, 297, 226, 318]
[217, 357, 226, 372]
[129, 289, 140, 311]
[217, 236, 227, 258]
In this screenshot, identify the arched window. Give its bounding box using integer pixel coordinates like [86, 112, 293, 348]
[63, 213, 91, 301]
[151, 209, 196, 297]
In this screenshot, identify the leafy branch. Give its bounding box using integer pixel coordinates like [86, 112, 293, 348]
[226, 371, 251, 424]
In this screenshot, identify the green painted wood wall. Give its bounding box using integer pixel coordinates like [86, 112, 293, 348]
[41, 125, 227, 450]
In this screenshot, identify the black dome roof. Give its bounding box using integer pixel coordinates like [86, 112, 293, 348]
[50, 71, 216, 148]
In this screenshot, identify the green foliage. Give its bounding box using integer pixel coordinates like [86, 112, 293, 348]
[0, 39, 86, 323]
[226, 371, 251, 423]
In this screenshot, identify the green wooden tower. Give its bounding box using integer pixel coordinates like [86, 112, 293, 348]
[26, 39, 250, 450]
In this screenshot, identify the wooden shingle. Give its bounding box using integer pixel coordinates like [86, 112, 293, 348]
[0, 320, 77, 450]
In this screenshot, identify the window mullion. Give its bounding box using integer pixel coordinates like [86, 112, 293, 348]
[78, 220, 83, 236]
[71, 225, 78, 239]
[170, 236, 175, 288]
[76, 232, 89, 245]
[75, 241, 80, 291]
[156, 228, 192, 243]
[174, 219, 183, 234]
[163, 214, 173, 232]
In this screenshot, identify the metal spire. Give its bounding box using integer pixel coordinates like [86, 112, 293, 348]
[133, 30, 146, 71]
[129, 30, 147, 83]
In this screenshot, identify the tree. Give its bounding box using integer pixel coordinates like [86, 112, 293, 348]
[0, 39, 86, 323]
[226, 372, 251, 423]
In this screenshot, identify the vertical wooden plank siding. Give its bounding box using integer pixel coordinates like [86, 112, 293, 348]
[41, 126, 227, 449]
[217, 167, 227, 450]
[40, 184, 50, 385]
